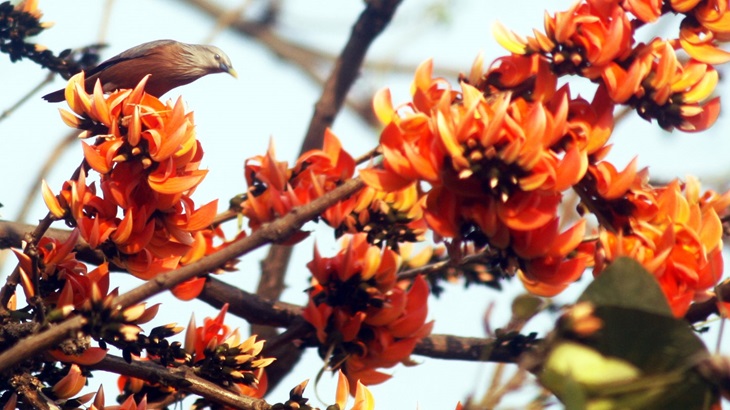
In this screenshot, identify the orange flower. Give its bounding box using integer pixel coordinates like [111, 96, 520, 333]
[12, 229, 112, 311]
[183, 304, 274, 390]
[329, 181, 427, 248]
[303, 234, 433, 387]
[14, 0, 46, 22]
[364, 60, 604, 297]
[493, 1, 724, 132]
[495, 2, 633, 76]
[679, 2, 730, 64]
[335, 370, 375, 408]
[242, 129, 356, 238]
[595, 178, 728, 316]
[51, 364, 86, 399]
[46, 73, 218, 291]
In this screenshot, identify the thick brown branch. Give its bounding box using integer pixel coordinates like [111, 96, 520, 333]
[414, 334, 534, 363]
[199, 276, 302, 328]
[9, 373, 55, 410]
[89, 355, 271, 410]
[0, 316, 86, 375]
[300, 0, 402, 152]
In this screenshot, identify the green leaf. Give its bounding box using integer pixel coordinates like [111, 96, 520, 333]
[539, 257, 718, 409]
[578, 257, 672, 316]
[589, 306, 707, 372]
[544, 342, 641, 387]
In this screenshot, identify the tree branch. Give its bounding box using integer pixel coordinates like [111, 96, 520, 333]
[0, 213, 55, 315]
[114, 177, 363, 309]
[413, 333, 535, 363]
[89, 354, 271, 410]
[0, 316, 86, 375]
[198, 276, 302, 328]
[300, 0, 402, 152]
[199, 275, 536, 364]
[0, 178, 363, 374]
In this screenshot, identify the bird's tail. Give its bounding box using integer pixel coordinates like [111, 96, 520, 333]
[42, 88, 66, 103]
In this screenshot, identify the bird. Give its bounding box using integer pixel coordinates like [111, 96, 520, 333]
[42, 40, 237, 102]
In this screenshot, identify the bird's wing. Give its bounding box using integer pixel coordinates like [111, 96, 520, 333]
[83, 39, 177, 78]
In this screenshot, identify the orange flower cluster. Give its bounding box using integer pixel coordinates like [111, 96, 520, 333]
[493, 0, 726, 131]
[244, 129, 428, 249]
[594, 177, 730, 317]
[242, 129, 355, 236]
[331, 181, 428, 248]
[363, 60, 601, 296]
[184, 303, 273, 397]
[43, 73, 217, 296]
[13, 229, 109, 310]
[11, 229, 165, 367]
[302, 234, 433, 390]
[117, 304, 272, 404]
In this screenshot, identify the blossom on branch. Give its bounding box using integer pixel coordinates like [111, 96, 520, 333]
[493, 0, 725, 131]
[13, 229, 109, 310]
[241, 129, 356, 242]
[184, 303, 273, 396]
[42, 73, 219, 298]
[302, 234, 433, 390]
[595, 177, 730, 317]
[362, 60, 598, 296]
[331, 181, 428, 249]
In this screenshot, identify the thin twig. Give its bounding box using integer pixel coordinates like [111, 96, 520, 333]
[0, 73, 55, 124]
[97, 0, 116, 44]
[14, 131, 77, 225]
[300, 0, 403, 153]
[685, 280, 730, 324]
[354, 145, 382, 165]
[202, 0, 252, 44]
[212, 207, 240, 227]
[396, 250, 493, 281]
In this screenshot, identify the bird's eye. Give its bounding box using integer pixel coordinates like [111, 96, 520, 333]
[214, 54, 221, 61]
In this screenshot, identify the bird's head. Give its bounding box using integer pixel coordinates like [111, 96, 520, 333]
[184, 44, 238, 79]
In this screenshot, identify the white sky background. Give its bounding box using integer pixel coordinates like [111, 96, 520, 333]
[1, 0, 729, 408]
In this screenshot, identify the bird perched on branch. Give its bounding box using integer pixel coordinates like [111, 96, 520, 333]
[42, 39, 237, 102]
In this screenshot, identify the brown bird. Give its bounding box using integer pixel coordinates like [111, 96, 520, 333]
[42, 39, 237, 102]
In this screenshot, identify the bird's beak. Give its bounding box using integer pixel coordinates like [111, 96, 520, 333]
[221, 63, 238, 79]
